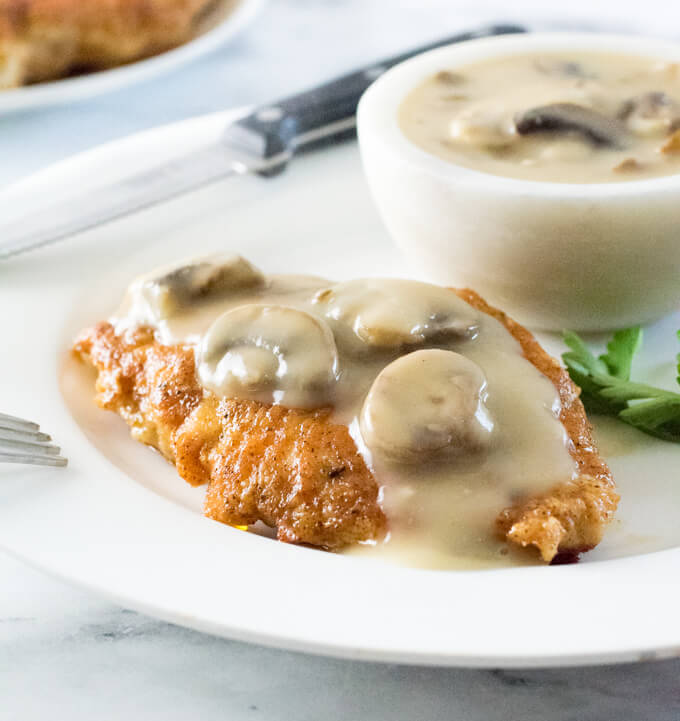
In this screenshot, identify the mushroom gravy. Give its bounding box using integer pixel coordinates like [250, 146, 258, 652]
[399, 52, 680, 183]
[115, 255, 576, 568]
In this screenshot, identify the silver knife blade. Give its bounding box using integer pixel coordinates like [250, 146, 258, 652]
[0, 140, 286, 260]
[0, 117, 360, 261]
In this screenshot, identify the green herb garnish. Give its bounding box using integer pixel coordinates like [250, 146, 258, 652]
[561, 327, 680, 442]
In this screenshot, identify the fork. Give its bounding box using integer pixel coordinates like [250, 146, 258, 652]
[0, 413, 67, 467]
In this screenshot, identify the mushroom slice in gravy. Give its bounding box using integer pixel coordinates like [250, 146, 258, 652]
[198, 304, 339, 408]
[360, 349, 494, 463]
[514, 103, 628, 149]
[533, 58, 593, 79]
[129, 254, 265, 322]
[313, 278, 478, 352]
[618, 91, 680, 136]
[449, 104, 517, 149]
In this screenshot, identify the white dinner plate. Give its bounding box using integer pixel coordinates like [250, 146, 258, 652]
[0, 0, 263, 114]
[2, 108, 680, 668]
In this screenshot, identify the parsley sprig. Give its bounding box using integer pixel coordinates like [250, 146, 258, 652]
[561, 327, 680, 442]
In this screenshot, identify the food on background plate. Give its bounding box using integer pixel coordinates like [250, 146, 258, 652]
[0, 0, 224, 89]
[400, 51, 680, 182]
[73, 255, 618, 568]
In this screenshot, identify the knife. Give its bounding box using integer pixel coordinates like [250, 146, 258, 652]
[0, 23, 525, 260]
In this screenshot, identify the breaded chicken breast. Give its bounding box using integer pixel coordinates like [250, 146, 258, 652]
[0, 0, 219, 88]
[74, 323, 387, 550]
[73, 289, 618, 563]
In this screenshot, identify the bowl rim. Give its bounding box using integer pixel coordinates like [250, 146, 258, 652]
[357, 31, 680, 198]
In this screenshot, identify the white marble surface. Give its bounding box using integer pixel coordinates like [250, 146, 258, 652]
[3, 1, 680, 718]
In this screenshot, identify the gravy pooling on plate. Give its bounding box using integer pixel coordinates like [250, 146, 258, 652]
[113, 254, 577, 568]
[399, 51, 680, 183]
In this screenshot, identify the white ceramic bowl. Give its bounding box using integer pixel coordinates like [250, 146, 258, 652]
[357, 33, 680, 331]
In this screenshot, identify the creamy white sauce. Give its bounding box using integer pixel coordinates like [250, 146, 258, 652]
[114, 255, 576, 569]
[399, 51, 680, 183]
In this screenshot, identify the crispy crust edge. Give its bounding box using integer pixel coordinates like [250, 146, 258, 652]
[456, 288, 619, 562]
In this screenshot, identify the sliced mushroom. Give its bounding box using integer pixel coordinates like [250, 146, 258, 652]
[533, 59, 594, 80]
[449, 105, 516, 149]
[360, 349, 494, 463]
[514, 103, 628, 149]
[312, 279, 478, 353]
[133, 254, 265, 321]
[197, 304, 338, 408]
[434, 70, 465, 86]
[618, 91, 680, 137]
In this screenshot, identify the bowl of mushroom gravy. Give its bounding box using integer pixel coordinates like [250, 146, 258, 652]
[357, 33, 680, 330]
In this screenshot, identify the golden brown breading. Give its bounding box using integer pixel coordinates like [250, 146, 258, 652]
[73, 289, 618, 562]
[74, 322, 387, 550]
[0, 0, 219, 88]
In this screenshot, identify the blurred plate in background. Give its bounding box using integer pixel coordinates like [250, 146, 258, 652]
[0, 0, 264, 114]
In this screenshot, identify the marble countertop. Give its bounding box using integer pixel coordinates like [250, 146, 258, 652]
[2, 1, 680, 718]
[3, 549, 680, 721]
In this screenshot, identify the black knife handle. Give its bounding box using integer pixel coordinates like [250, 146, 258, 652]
[224, 23, 526, 176]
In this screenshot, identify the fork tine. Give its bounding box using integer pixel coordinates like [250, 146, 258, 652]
[0, 427, 52, 443]
[0, 451, 67, 467]
[0, 413, 67, 467]
[0, 413, 40, 432]
[0, 437, 61, 455]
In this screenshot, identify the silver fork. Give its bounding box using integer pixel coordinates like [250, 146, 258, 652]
[0, 413, 67, 467]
